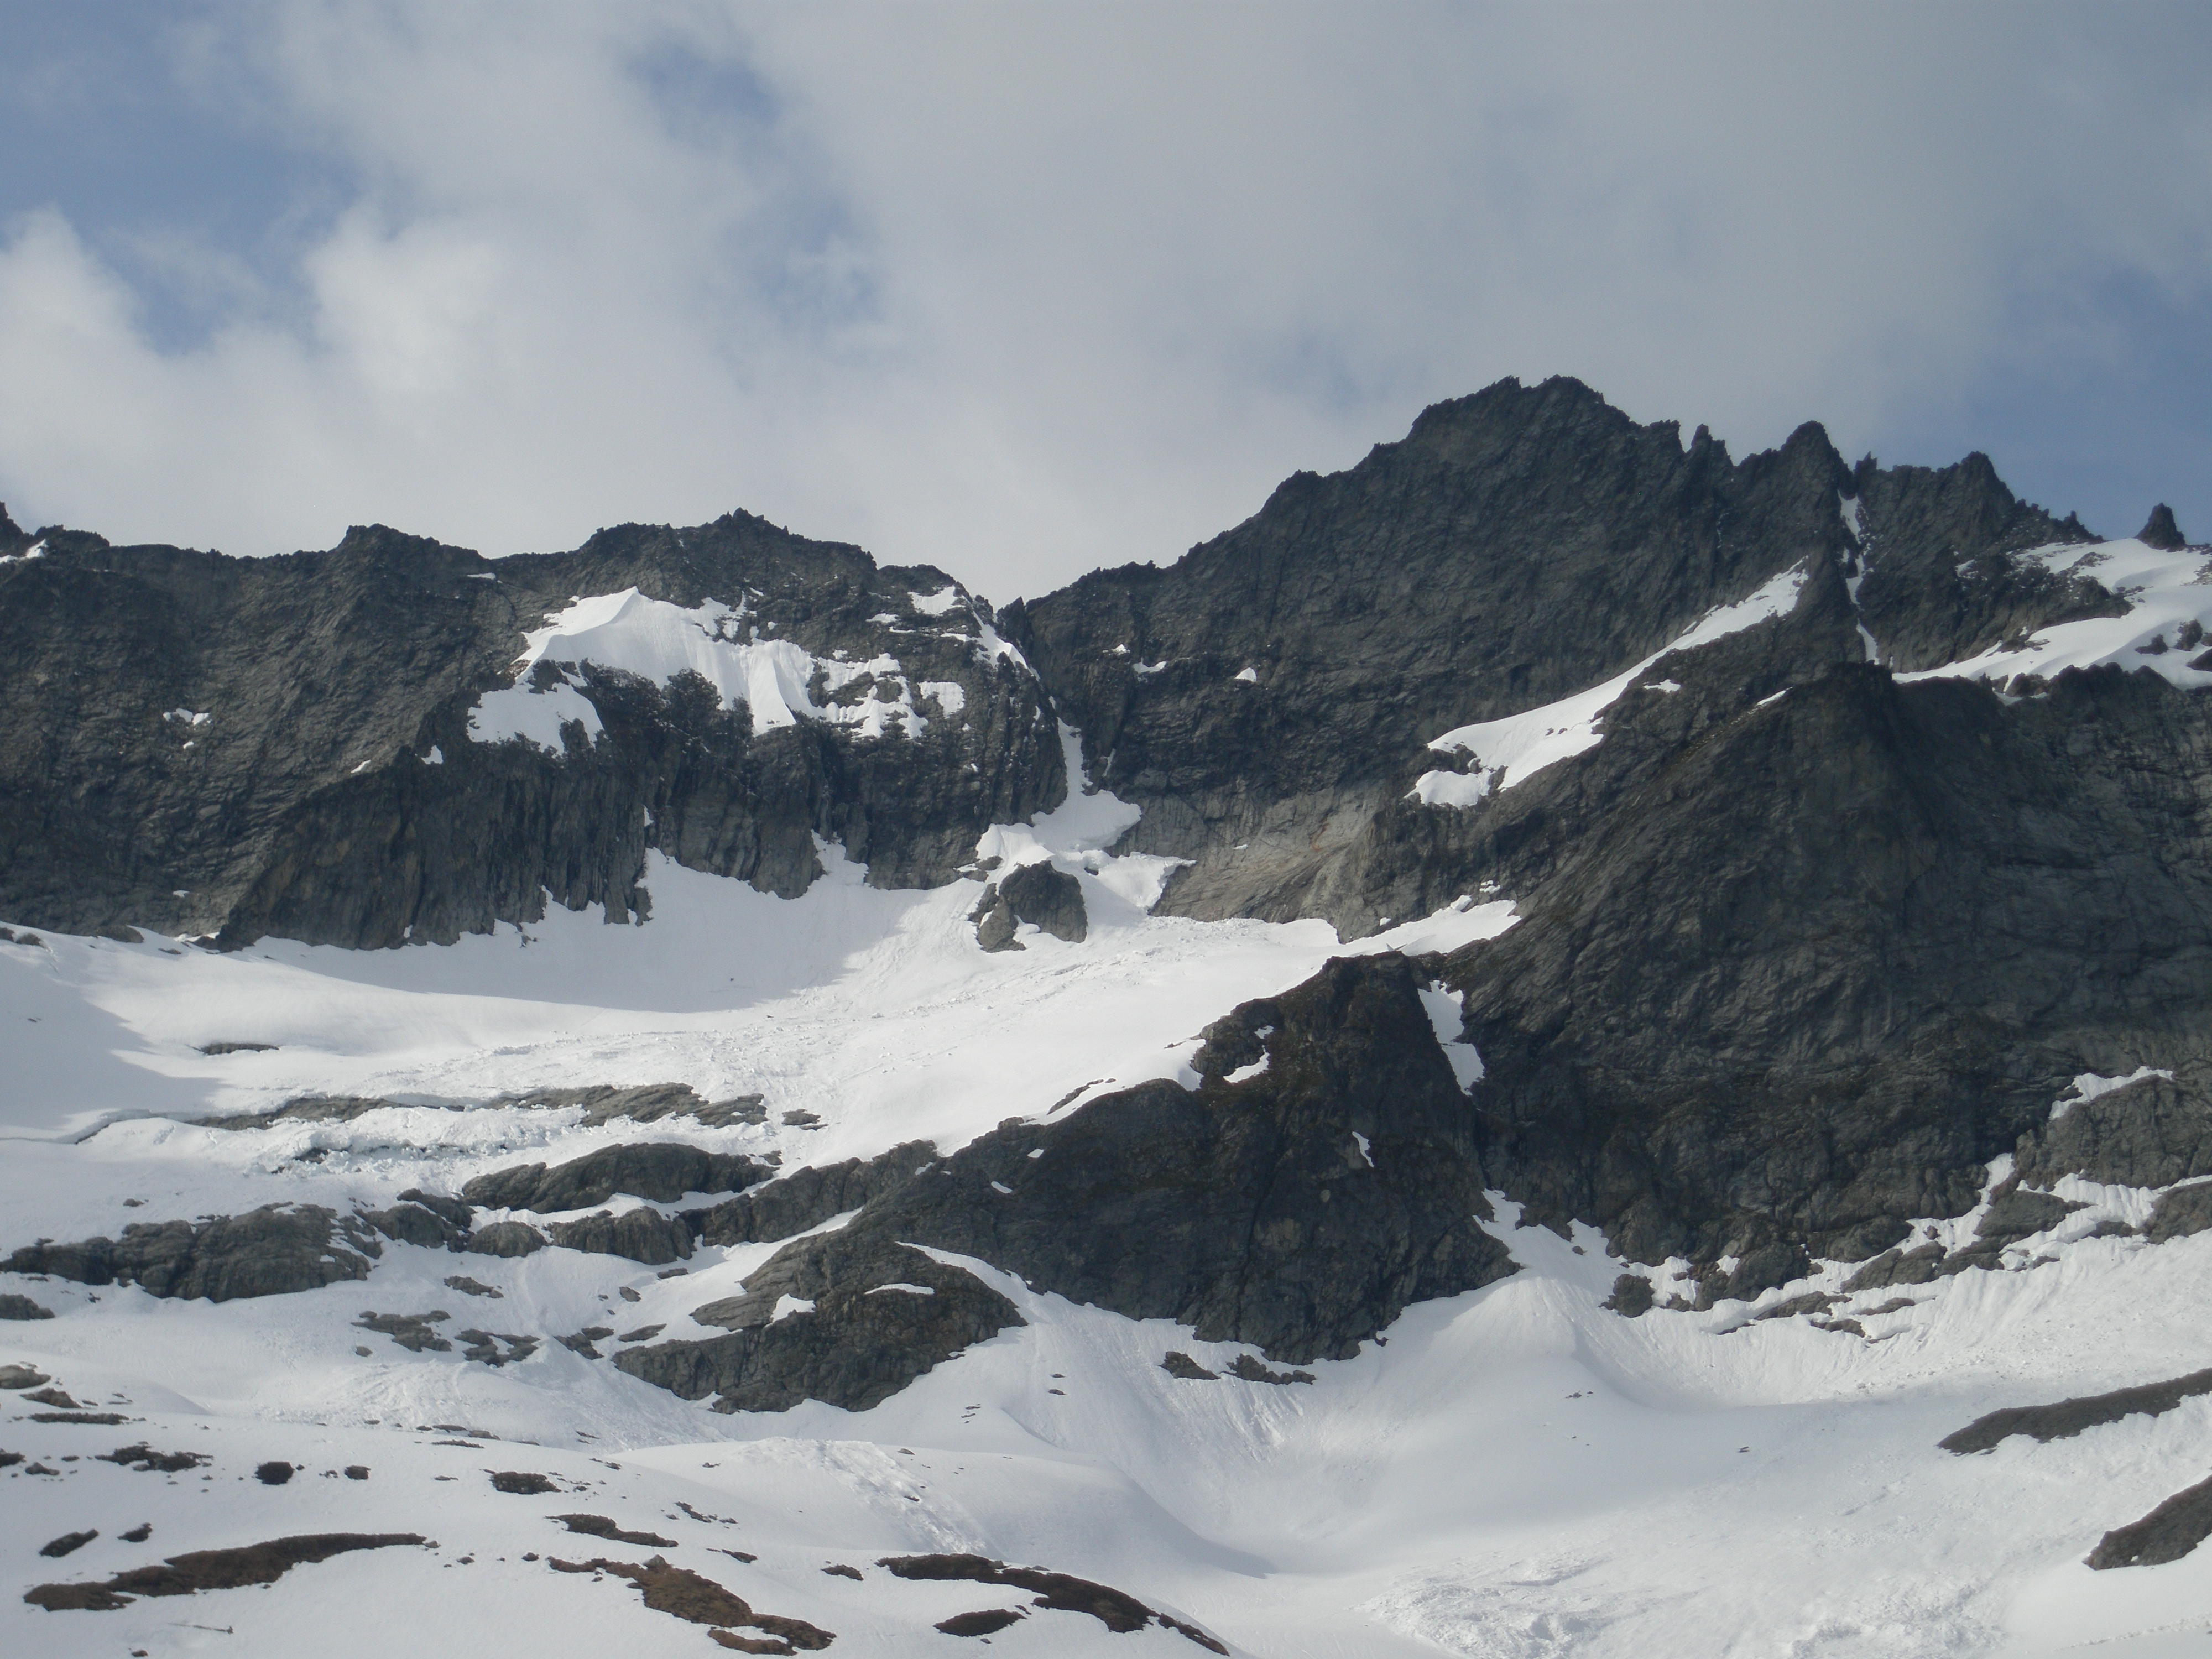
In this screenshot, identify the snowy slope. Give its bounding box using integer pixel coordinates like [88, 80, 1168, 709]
[1898, 535, 2212, 693]
[7, 740, 2212, 1658]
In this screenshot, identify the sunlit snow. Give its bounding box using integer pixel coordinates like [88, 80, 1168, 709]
[1413, 564, 1811, 806]
[1902, 536, 2212, 693]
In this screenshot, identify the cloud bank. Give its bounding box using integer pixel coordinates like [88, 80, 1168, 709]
[2, 2, 2209, 599]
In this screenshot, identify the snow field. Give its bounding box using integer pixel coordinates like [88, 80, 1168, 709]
[7, 716, 2212, 1652]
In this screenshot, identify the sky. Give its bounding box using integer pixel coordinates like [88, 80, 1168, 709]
[2, 2, 2209, 605]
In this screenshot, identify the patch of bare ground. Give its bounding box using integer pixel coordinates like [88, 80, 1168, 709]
[24, 1533, 426, 1611]
[549, 1554, 832, 1652]
[96, 1444, 207, 1473]
[936, 1608, 1025, 1636]
[877, 1553, 1227, 1651]
[550, 1514, 677, 1547]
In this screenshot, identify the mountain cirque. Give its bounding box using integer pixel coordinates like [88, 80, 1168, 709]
[8, 375, 2212, 1656]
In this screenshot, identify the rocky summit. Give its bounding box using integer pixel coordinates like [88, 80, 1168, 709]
[6, 374, 2212, 1657]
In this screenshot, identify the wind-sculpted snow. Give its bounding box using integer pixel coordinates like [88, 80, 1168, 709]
[470, 586, 956, 748]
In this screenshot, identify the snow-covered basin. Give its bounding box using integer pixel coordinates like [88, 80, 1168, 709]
[9, 712, 2212, 1653]
[7, 1179, 2212, 1657]
[0, 847, 1515, 1217]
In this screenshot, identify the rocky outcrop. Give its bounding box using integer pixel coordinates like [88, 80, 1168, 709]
[0, 514, 1061, 945]
[462, 1143, 769, 1213]
[619, 954, 1514, 1411]
[613, 1235, 1021, 1413]
[2, 1206, 379, 1301]
[1940, 1366, 2212, 1454]
[462, 1221, 546, 1258]
[2138, 503, 2188, 551]
[969, 860, 1087, 951]
[2015, 1071, 2212, 1190]
[2089, 1475, 2212, 1569]
[2145, 1182, 2212, 1243]
[544, 1209, 695, 1266]
[838, 953, 1514, 1363]
[686, 1141, 934, 1247]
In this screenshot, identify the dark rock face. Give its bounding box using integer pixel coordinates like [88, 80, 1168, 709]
[359, 1201, 468, 1250]
[0, 1293, 55, 1319]
[971, 861, 1087, 951]
[1602, 1275, 1655, 1318]
[463, 1221, 545, 1258]
[0, 514, 1061, 945]
[2, 1206, 378, 1301]
[545, 1209, 695, 1266]
[613, 1236, 1022, 1413]
[971, 883, 1021, 951]
[463, 1143, 769, 1213]
[1005, 376, 2096, 936]
[1940, 1367, 2212, 1455]
[851, 954, 1512, 1363]
[2018, 1073, 2212, 1191]
[2138, 503, 2187, 551]
[2089, 1474, 2212, 1568]
[686, 1142, 934, 1247]
[620, 954, 1514, 1411]
[1973, 1185, 2083, 1247]
[1441, 660, 2212, 1287]
[2145, 1182, 2212, 1242]
[1844, 451, 2114, 673]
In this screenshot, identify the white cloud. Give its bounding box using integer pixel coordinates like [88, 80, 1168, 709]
[2, 2, 2209, 598]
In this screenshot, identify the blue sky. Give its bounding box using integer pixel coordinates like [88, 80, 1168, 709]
[2, 2, 2209, 597]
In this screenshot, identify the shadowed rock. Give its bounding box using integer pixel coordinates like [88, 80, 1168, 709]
[464, 1143, 769, 1214]
[3, 1206, 379, 1301]
[463, 1221, 545, 1258]
[0, 514, 1062, 947]
[971, 862, 1087, 950]
[546, 1209, 695, 1265]
[2138, 503, 2187, 551]
[2089, 1474, 2212, 1568]
[2146, 1182, 2212, 1243]
[686, 1141, 933, 1248]
[624, 954, 1511, 1413]
[1941, 1368, 2212, 1454]
[615, 1238, 1020, 1413]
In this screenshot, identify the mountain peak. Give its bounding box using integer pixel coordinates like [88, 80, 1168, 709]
[2140, 502, 2187, 549]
